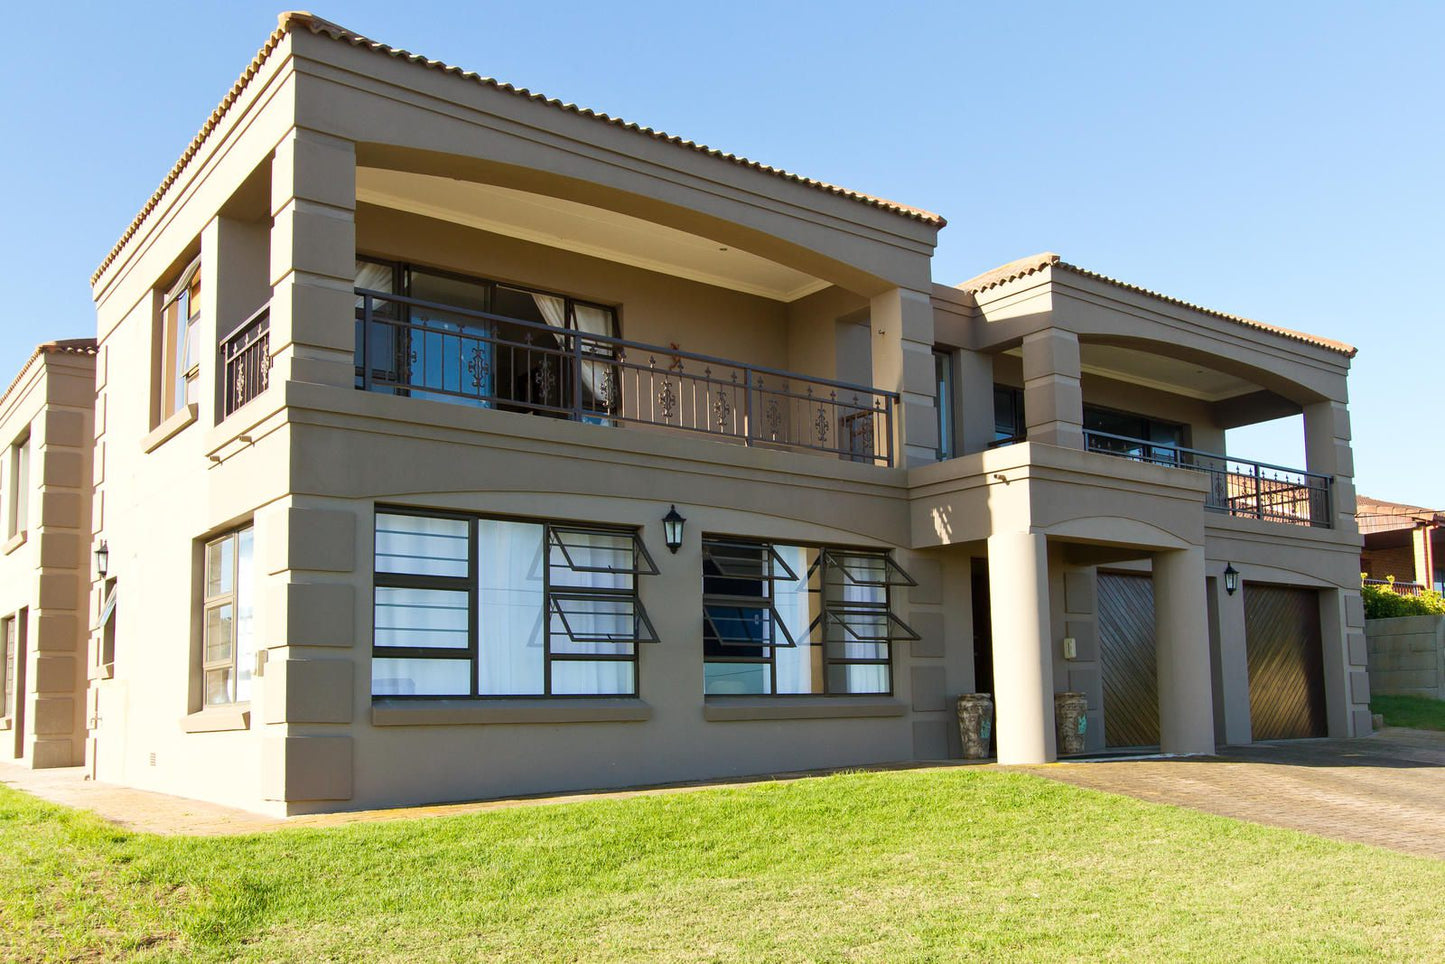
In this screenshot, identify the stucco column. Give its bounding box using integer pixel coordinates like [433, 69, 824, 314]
[987, 531, 1056, 764]
[870, 287, 937, 467]
[1207, 572, 1252, 745]
[1022, 328, 1083, 449]
[1303, 399, 1356, 530]
[1152, 547, 1215, 755]
[268, 128, 356, 390]
[954, 349, 995, 456]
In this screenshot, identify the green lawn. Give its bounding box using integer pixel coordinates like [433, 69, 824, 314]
[3, 769, 1444, 962]
[1371, 693, 1445, 731]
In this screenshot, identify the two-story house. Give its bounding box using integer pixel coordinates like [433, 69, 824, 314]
[64, 12, 1367, 814]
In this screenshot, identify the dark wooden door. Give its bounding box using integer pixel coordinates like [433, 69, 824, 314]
[1098, 573, 1160, 748]
[1244, 585, 1326, 740]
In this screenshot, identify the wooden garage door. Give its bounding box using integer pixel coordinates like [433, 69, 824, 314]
[1244, 585, 1326, 740]
[1098, 573, 1159, 748]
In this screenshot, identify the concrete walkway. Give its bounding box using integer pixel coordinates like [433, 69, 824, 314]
[4, 729, 1443, 855]
[1024, 727, 1445, 860]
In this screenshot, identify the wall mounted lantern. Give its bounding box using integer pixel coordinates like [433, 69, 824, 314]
[662, 506, 686, 554]
[1223, 562, 1239, 596]
[94, 540, 110, 578]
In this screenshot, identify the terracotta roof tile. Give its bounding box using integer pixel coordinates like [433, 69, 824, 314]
[1356, 495, 1445, 534]
[92, 11, 944, 287]
[956, 252, 1356, 357]
[0, 338, 98, 411]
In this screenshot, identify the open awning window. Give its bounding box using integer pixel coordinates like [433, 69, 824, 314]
[703, 599, 798, 648]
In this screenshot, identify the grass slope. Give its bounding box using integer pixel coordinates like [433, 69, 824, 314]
[1371, 694, 1445, 731]
[3, 768, 1444, 962]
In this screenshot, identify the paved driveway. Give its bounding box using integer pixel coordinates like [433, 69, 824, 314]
[1025, 727, 1445, 859]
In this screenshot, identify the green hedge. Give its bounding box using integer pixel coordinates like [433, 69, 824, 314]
[1362, 577, 1445, 619]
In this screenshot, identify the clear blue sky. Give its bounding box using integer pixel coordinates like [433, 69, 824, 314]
[2, 1, 1440, 504]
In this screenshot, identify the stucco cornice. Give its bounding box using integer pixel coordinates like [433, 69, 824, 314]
[957, 252, 1357, 358]
[91, 10, 944, 289]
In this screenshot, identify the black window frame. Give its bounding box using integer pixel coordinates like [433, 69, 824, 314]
[702, 536, 916, 697]
[372, 506, 658, 700]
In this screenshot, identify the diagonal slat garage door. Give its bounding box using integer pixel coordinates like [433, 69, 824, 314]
[1098, 573, 1160, 748]
[1244, 584, 1327, 740]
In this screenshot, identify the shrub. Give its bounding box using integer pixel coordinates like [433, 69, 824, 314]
[1361, 576, 1445, 619]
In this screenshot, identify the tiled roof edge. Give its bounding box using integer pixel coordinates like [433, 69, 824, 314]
[956, 252, 1357, 358]
[92, 10, 945, 288]
[0, 338, 98, 412]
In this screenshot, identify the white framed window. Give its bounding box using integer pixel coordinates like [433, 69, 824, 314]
[372, 510, 658, 698]
[6, 433, 29, 540]
[160, 257, 201, 420]
[201, 527, 255, 705]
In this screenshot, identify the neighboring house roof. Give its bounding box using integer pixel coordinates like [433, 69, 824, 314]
[91, 11, 945, 288]
[0, 338, 98, 412]
[1356, 495, 1445, 535]
[956, 252, 1357, 358]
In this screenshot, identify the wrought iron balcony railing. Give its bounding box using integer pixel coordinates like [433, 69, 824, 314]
[1083, 429, 1332, 528]
[354, 289, 898, 465]
[220, 306, 271, 419]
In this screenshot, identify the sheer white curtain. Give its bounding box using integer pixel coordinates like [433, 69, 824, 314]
[531, 294, 613, 402]
[548, 530, 634, 695]
[773, 545, 818, 694]
[477, 521, 547, 695]
[836, 566, 889, 694]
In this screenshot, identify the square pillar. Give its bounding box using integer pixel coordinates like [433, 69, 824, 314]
[987, 530, 1056, 764]
[1152, 547, 1215, 755]
[1207, 572, 1252, 745]
[269, 128, 357, 390]
[1303, 399, 1356, 529]
[1022, 329, 1083, 449]
[870, 287, 937, 467]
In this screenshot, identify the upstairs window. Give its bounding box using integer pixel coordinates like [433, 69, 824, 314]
[372, 510, 658, 698]
[354, 258, 620, 420]
[161, 258, 202, 419]
[1083, 406, 1186, 463]
[702, 537, 917, 697]
[934, 350, 955, 460]
[6, 433, 29, 540]
[993, 386, 1025, 445]
[201, 527, 255, 705]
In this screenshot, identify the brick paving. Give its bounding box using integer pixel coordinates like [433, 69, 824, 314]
[4, 729, 1443, 854]
[1024, 727, 1445, 860]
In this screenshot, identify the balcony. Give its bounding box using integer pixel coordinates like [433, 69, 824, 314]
[1082, 429, 1332, 528]
[348, 289, 897, 465]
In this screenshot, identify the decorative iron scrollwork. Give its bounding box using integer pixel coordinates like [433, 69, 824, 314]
[599, 369, 619, 413]
[534, 363, 556, 400]
[657, 379, 678, 419]
[765, 399, 783, 439]
[468, 346, 487, 389]
[712, 391, 731, 430]
[814, 405, 830, 443]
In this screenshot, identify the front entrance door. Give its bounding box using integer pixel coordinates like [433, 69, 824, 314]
[1098, 573, 1160, 748]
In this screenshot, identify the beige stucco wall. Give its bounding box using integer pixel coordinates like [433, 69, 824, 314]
[0, 348, 94, 767]
[78, 16, 1370, 813]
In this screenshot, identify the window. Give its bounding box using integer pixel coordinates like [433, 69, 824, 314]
[1083, 406, 1185, 463]
[702, 537, 917, 696]
[372, 510, 658, 698]
[993, 386, 1025, 445]
[0, 616, 11, 720]
[354, 258, 620, 419]
[201, 527, 254, 705]
[7, 433, 29, 539]
[160, 258, 202, 419]
[99, 578, 118, 669]
[934, 350, 955, 460]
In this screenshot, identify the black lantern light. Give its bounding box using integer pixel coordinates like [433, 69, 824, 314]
[1223, 562, 1239, 596]
[94, 540, 110, 578]
[662, 505, 686, 554]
